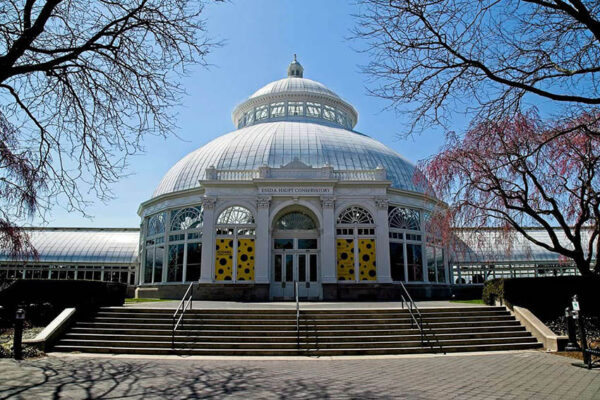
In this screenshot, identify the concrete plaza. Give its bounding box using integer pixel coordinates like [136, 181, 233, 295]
[0, 351, 598, 399]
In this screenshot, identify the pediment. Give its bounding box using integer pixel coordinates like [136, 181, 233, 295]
[281, 158, 312, 169]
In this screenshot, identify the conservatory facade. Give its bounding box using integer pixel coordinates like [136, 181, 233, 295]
[136, 58, 447, 300]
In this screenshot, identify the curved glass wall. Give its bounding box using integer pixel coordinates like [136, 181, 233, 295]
[237, 100, 353, 130]
[336, 206, 376, 282]
[388, 205, 447, 283]
[142, 206, 203, 284]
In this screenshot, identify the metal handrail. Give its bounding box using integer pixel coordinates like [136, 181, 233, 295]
[399, 281, 444, 354]
[172, 282, 194, 348]
[295, 281, 300, 352]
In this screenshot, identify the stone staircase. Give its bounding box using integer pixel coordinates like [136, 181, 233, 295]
[52, 306, 541, 356]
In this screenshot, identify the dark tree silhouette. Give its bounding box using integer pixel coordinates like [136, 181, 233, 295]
[0, 0, 218, 256]
[420, 110, 600, 276]
[354, 0, 600, 132]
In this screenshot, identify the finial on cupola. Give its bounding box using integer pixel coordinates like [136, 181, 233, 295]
[287, 54, 304, 78]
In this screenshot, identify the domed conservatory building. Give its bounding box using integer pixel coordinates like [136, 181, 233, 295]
[137, 59, 448, 300]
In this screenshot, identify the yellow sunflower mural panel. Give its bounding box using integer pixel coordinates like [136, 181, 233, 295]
[336, 238, 355, 281]
[215, 239, 233, 281]
[358, 239, 376, 281]
[236, 238, 255, 281]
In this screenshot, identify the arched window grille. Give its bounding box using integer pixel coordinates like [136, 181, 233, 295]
[147, 213, 165, 237]
[337, 206, 374, 225]
[215, 206, 256, 282]
[275, 212, 317, 230]
[388, 207, 420, 230]
[170, 207, 203, 231]
[217, 206, 255, 225]
[335, 206, 376, 282]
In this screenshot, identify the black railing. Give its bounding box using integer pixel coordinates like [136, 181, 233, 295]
[399, 281, 445, 354]
[172, 282, 194, 349]
[295, 281, 300, 352]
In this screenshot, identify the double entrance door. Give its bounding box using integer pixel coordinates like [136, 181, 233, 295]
[271, 238, 321, 300]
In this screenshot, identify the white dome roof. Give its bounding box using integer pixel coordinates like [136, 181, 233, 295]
[152, 121, 422, 198]
[250, 77, 341, 100]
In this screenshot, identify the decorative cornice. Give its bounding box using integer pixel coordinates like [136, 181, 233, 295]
[375, 196, 389, 209]
[201, 196, 217, 210]
[257, 196, 271, 209]
[321, 196, 335, 209]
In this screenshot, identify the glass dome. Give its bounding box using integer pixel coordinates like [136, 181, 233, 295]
[152, 58, 424, 198]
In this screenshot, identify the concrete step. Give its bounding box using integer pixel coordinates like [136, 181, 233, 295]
[69, 324, 526, 336]
[101, 306, 508, 314]
[52, 305, 541, 356]
[63, 330, 533, 343]
[90, 315, 516, 325]
[56, 336, 538, 351]
[95, 310, 511, 320]
[52, 341, 541, 356]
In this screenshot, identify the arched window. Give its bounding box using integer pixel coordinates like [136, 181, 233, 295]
[387, 205, 435, 283]
[388, 207, 420, 230]
[275, 212, 317, 230]
[336, 206, 376, 282]
[170, 207, 203, 231]
[215, 206, 256, 282]
[147, 212, 165, 237]
[217, 206, 255, 225]
[337, 206, 374, 225]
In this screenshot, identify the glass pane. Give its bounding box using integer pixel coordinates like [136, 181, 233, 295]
[154, 245, 164, 283]
[274, 255, 282, 282]
[298, 239, 317, 249]
[427, 246, 436, 282]
[167, 244, 184, 282]
[436, 248, 445, 283]
[285, 255, 294, 282]
[270, 102, 286, 117]
[390, 242, 405, 281]
[407, 244, 423, 281]
[186, 243, 202, 281]
[306, 102, 321, 117]
[310, 254, 318, 282]
[298, 254, 306, 282]
[275, 212, 316, 230]
[288, 102, 304, 116]
[144, 248, 153, 283]
[274, 239, 294, 249]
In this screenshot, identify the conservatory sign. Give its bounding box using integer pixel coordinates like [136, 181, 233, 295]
[258, 186, 333, 195]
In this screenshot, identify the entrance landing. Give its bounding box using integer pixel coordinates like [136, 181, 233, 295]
[123, 300, 486, 310]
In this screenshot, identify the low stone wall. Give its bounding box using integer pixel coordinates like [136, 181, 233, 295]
[322, 283, 453, 301]
[136, 283, 270, 301]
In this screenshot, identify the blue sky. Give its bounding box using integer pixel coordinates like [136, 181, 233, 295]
[42, 0, 458, 228]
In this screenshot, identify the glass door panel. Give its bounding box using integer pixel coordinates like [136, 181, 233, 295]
[285, 254, 294, 282]
[298, 254, 307, 282]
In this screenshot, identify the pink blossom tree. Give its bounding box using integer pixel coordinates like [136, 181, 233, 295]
[421, 110, 600, 276]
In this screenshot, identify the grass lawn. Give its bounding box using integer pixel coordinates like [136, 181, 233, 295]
[449, 299, 485, 305]
[124, 298, 171, 304]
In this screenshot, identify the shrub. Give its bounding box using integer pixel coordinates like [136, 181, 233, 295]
[482, 278, 504, 306]
[0, 280, 126, 328]
[482, 276, 600, 320]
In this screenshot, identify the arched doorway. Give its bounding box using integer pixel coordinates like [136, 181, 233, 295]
[271, 207, 321, 300]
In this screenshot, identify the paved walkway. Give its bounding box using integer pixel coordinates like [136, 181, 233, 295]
[0, 351, 598, 399]
[124, 300, 486, 309]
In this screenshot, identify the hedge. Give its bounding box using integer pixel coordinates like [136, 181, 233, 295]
[0, 280, 126, 327]
[483, 276, 600, 320]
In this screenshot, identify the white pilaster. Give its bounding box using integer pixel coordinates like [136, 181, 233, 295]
[254, 196, 271, 283]
[200, 197, 216, 282]
[321, 196, 336, 283]
[375, 197, 392, 283]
